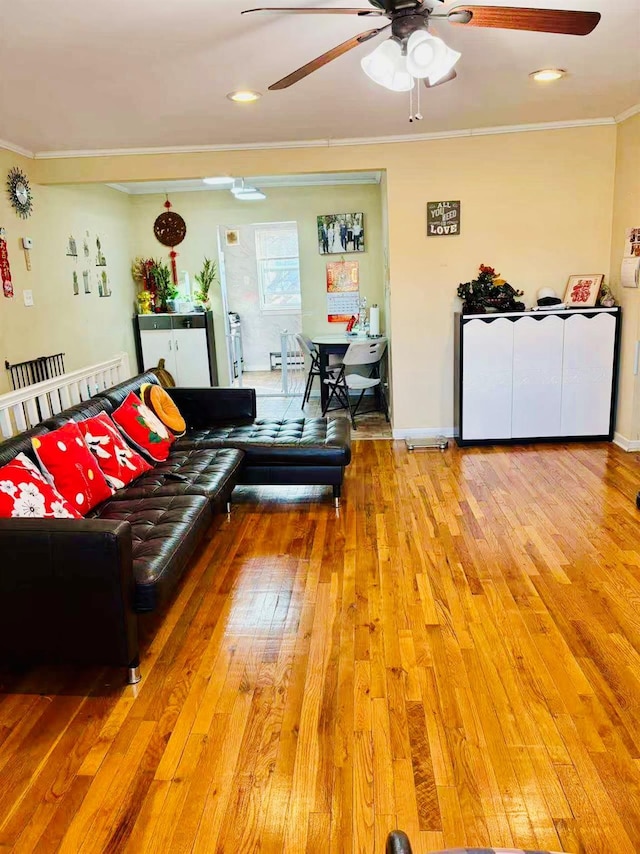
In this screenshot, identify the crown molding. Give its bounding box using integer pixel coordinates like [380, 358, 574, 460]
[3, 111, 631, 163]
[32, 116, 617, 160]
[615, 103, 640, 123]
[0, 138, 34, 159]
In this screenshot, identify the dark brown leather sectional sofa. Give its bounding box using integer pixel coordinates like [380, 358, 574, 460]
[0, 372, 351, 683]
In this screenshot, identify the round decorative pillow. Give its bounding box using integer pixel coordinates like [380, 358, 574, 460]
[141, 383, 186, 437]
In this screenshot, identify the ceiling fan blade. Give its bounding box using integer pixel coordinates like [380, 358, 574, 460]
[242, 7, 383, 15]
[269, 26, 389, 89]
[445, 6, 601, 35]
[423, 68, 457, 87]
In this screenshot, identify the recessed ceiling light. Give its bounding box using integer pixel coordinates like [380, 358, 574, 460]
[529, 68, 566, 82]
[227, 90, 261, 103]
[202, 176, 234, 186]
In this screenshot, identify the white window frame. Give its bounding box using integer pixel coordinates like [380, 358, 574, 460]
[255, 222, 302, 314]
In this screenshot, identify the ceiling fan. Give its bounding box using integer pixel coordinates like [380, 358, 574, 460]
[241, 1, 601, 95]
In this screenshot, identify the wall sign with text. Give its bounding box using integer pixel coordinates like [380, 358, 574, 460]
[427, 200, 460, 237]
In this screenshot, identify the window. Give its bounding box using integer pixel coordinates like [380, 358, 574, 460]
[255, 222, 301, 312]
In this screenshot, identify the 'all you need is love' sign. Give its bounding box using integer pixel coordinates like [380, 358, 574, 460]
[427, 200, 461, 237]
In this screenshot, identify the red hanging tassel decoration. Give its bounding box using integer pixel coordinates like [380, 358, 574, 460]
[169, 250, 178, 287]
[0, 236, 14, 299]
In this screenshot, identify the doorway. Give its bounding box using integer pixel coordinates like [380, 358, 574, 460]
[217, 221, 305, 400]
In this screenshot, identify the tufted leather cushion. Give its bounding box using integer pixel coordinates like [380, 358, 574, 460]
[109, 447, 244, 504]
[91, 494, 211, 612]
[97, 371, 160, 410]
[0, 425, 52, 468]
[42, 396, 113, 431]
[175, 417, 351, 466]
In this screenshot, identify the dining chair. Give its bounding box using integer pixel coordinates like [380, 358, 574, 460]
[296, 333, 321, 407]
[321, 338, 388, 429]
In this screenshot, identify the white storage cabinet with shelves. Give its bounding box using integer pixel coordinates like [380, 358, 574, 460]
[135, 312, 218, 387]
[454, 307, 620, 444]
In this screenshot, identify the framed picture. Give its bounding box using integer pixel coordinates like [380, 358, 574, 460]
[317, 213, 364, 254]
[225, 228, 240, 247]
[563, 274, 604, 307]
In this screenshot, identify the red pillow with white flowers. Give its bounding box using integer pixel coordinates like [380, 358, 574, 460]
[111, 391, 175, 463]
[0, 453, 81, 519]
[78, 412, 152, 490]
[32, 421, 113, 515]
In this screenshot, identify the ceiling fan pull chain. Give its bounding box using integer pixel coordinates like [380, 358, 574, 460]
[408, 82, 413, 122]
[415, 80, 423, 121]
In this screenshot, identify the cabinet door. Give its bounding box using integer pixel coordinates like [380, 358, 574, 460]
[140, 329, 177, 378]
[173, 328, 211, 386]
[560, 312, 616, 436]
[512, 315, 564, 438]
[462, 318, 514, 440]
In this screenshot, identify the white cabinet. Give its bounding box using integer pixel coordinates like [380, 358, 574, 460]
[462, 318, 514, 440]
[455, 308, 619, 444]
[136, 313, 218, 386]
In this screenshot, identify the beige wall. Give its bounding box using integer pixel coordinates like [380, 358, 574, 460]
[609, 113, 640, 442]
[21, 124, 619, 431]
[0, 149, 135, 393]
[128, 184, 383, 384]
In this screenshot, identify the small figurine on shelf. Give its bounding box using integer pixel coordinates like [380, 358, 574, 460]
[598, 282, 616, 307]
[137, 290, 153, 314]
[457, 264, 524, 314]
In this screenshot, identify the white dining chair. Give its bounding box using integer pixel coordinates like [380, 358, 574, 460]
[321, 339, 388, 429]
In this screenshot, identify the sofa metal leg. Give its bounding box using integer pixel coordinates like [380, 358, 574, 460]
[333, 484, 341, 508]
[127, 662, 141, 684]
[226, 500, 232, 514]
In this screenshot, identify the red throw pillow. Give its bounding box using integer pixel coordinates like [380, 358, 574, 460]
[0, 453, 81, 519]
[32, 422, 113, 515]
[78, 412, 152, 490]
[111, 391, 175, 462]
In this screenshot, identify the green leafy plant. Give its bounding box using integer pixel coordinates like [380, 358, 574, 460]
[194, 258, 218, 305]
[148, 259, 177, 311]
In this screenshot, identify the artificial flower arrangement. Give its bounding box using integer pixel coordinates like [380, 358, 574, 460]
[457, 264, 525, 314]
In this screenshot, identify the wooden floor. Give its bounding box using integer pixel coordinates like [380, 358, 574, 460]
[2, 440, 640, 853]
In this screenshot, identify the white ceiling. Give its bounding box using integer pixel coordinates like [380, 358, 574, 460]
[0, 0, 638, 154]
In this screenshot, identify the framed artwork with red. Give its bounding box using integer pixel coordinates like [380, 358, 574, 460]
[563, 274, 604, 308]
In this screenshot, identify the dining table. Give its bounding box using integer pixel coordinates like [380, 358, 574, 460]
[311, 333, 388, 411]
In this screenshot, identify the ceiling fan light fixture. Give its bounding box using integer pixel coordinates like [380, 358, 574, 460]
[361, 39, 415, 92]
[406, 30, 461, 85]
[529, 68, 566, 82]
[230, 179, 266, 200]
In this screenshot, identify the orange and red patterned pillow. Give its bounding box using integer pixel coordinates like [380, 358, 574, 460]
[111, 391, 175, 462]
[0, 452, 81, 519]
[32, 421, 113, 515]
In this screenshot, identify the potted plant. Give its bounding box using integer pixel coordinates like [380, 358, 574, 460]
[193, 258, 218, 311]
[148, 259, 177, 313]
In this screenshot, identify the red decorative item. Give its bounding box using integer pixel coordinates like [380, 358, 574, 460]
[111, 392, 175, 462]
[154, 196, 186, 287]
[0, 453, 81, 519]
[77, 412, 152, 489]
[31, 422, 113, 515]
[0, 235, 14, 299]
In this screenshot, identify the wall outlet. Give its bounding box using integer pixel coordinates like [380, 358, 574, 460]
[22, 237, 33, 250]
[23, 290, 34, 306]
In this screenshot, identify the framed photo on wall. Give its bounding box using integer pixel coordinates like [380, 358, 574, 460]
[563, 274, 604, 307]
[317, 213, 364, 254]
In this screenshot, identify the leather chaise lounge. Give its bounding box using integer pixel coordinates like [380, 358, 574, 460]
[0, 372, 351, 683]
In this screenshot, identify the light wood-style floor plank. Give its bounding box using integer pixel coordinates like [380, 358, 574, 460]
[1, 440, 640, 852]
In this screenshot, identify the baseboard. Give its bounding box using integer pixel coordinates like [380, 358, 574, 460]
[613, 432, 640, 451]
[392, 426, 455, 440]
